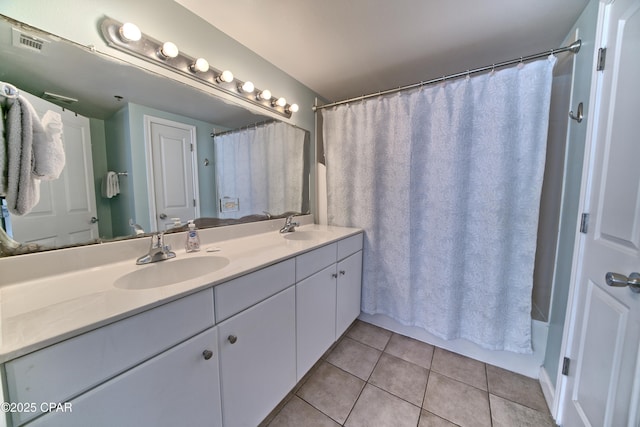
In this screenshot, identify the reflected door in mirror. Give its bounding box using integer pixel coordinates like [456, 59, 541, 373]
[148, 117, 199, 230]
[9, 92, 98, 246]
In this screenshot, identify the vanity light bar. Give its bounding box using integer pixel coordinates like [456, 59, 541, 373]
[100, 17, 297, 118]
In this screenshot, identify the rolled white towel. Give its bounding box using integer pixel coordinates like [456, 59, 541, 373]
[32, 110, 65, 180]
[102, 171, 117, 198]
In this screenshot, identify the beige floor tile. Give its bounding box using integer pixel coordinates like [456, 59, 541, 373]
[486, 364, 549, 413]
[326, 336, 382, 380]
[345, 384, 421, 427]
[369, 353, 429, 406]
[346, 320, 392, 350]
[490, 394, 555, 427]
[296, 361, 365, 424]
[423, 372, 491, 427]
[267, 395, 341, 427]
[431, 347, 487, 390]
[418, 410, 458, 427]
[385, 333, 435, 369]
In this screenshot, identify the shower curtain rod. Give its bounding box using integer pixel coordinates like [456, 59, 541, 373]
[312, 39, 581, 111]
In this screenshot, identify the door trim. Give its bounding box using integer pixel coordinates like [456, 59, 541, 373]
[143, 115, 200, 231]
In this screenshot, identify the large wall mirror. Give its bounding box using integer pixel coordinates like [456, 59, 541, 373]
[0, 15, 311, 256]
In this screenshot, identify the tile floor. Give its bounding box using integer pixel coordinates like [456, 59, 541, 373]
[261, 320, 555, 427]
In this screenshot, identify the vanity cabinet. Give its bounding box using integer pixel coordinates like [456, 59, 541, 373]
[295, 234, 364, 380]
[1, 230, 363, 427]
[30, 327, 222, 427]
[217, 286, 296, 427]
[336, 248, 363, 337]
[4, 289, 216, 426]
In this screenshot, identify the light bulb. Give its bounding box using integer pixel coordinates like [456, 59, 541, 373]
[239, 81, 255, 93]
[287, 103, 299, 113]
[274, 97, 287, 107]
[190, 58, 209, 73]
[258, 89, 272, 101]
[158, 41, 179, 59]
[216, 70, 234, 83]
[119, 23, 141, 42]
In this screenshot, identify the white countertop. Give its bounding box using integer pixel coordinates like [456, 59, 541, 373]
[0, 222, 362, 363]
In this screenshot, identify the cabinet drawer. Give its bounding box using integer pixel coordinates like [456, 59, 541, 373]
[295, 243, 337, 281]
[214, 259, 295, 322]
[5, 288, 214, 426]
[338, 233, 363, 260]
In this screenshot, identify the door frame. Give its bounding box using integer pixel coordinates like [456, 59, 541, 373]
[143, 115, 200, 231]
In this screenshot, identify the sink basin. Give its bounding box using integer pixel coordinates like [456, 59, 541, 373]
[114, 256, 230, 290]
[283, 230, 331, 241]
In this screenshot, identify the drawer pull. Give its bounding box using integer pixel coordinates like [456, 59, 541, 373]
[339, 270, 346, 275]
[228, 335, 238, 344]
[202, 349, 213, 360]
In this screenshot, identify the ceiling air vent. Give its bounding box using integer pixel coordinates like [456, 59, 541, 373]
[42, 92, 78, 105]
[12, 28, 47, 52]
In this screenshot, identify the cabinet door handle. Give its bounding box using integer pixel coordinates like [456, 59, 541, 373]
[228, 335, 238, 344]
[331, 273, 338, 279]
[339, 270, 346, 275]
[202, 349, 213, 360]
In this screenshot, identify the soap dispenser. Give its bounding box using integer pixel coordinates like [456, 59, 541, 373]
[185, 220, 200, 252]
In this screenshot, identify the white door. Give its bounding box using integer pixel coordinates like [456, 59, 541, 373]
[10, 93, 98, 247]
[146, 117, 199, 230]
[560, 0, 640, 425]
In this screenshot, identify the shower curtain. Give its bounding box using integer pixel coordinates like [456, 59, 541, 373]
[323, 57, 556, 353]
[214, 121, 307, 218]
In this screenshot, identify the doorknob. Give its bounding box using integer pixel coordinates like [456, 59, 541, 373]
[159, 213, 167, 219]
[90, 216, 99, 224]
[605, 272, 640, 293]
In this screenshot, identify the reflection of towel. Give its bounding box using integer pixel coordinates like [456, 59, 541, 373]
[2, 95, 41, 215]
[32, 110, 65, 180]
[101, 171, 120, 198]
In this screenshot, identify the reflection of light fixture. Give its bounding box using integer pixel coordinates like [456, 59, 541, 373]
[238, 81, 255, 93]
[257, 89, 272, 101]
[216, 70, 234, 83]
[157, 41, 179, 59]
[273, 97, 287, 107]
[119, 23, 141, 42]
[101, 17, 299, 117]
[190, 58, 209, 73]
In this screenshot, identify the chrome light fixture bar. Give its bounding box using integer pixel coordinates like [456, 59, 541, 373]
[100, 17, 298, 118]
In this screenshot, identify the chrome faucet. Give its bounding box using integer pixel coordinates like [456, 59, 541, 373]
[279, 215, 299, 233]
[136, 232, 176, 265]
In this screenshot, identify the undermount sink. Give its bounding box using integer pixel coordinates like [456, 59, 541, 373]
[283, 230, 331, 241]
[114, 256, 230, 290]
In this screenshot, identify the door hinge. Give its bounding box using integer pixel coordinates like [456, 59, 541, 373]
[597, 47, 607, 71]
[190, 143, 194, 152]
[580, 213, 589, 234]
[193, 199, 196, 207]
[562, 357, 571, 376]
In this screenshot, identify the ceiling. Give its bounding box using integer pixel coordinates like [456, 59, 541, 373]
[176, 0, 589, 102]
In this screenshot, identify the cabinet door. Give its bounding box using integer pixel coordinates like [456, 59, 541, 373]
[336, 251, 363, 337]
[30, 327, 222, 427]
[218, 286, 296, 427]
[296, 264, 337, 380]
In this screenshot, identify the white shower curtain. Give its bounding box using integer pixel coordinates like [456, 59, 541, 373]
[323, 57, 556, 353]
[214, 121, 306, 218]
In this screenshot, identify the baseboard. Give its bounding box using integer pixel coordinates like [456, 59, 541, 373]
[539, 366, 557, 420]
